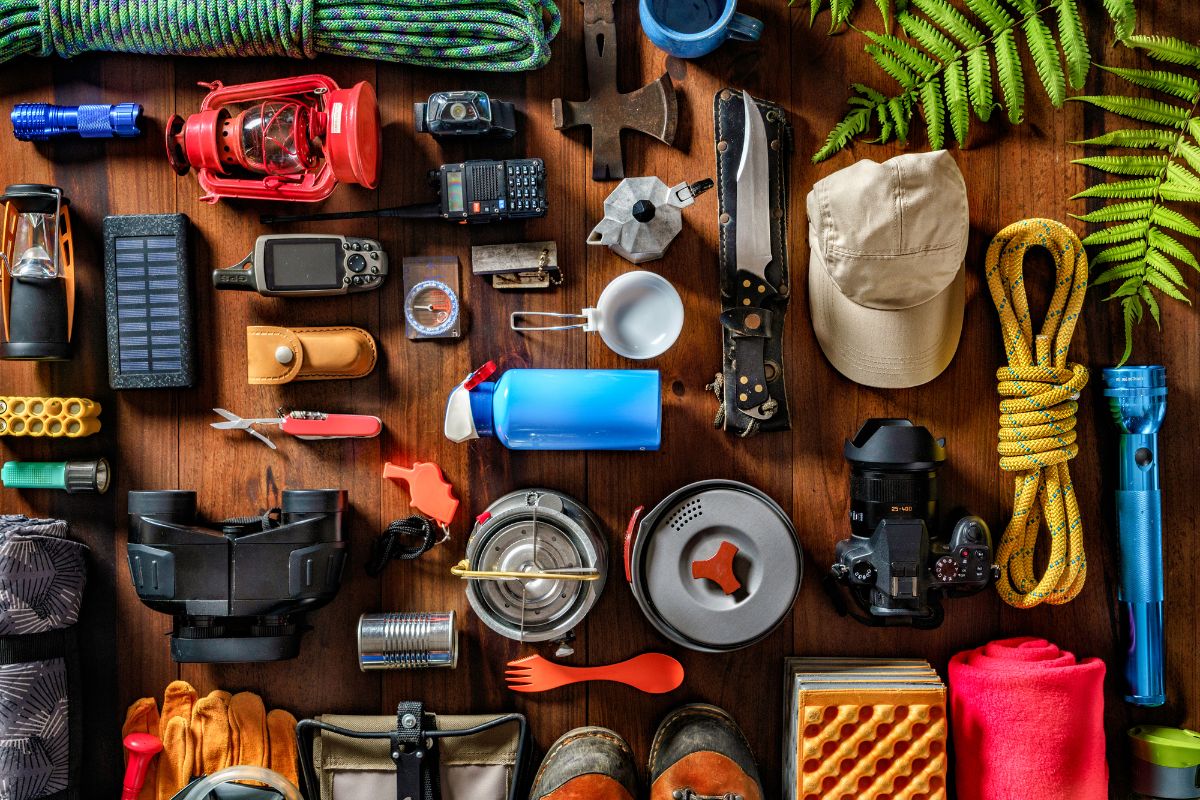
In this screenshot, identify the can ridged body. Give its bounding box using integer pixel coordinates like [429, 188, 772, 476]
[357, 611, 457, 671]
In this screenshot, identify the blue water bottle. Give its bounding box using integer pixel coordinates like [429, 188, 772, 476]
[1103, 365, 1167, 707]
[444, 361, 661, 451]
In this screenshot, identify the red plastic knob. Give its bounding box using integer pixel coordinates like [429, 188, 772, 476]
[691, 541, 743, 595]
[122, 733, 163, 800]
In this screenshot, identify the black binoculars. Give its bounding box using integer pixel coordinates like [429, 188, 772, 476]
[126, 489, 347, 663]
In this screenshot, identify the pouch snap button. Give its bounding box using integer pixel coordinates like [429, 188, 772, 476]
[275, 346, 294, 365]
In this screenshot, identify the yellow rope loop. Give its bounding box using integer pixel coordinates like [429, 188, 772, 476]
[985, 219, 1090, 609]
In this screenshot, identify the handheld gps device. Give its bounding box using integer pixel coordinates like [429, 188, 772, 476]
[213, 235, 389, 297]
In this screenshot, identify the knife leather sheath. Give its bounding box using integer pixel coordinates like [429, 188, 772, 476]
[712, 89, 793, 436]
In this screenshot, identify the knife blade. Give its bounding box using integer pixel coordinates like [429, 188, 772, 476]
[735, 91, 773, 283]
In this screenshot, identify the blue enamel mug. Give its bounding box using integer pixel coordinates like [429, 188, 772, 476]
[639, 0, 763, 58]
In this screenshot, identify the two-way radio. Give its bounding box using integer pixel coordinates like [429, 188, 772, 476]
[261, 159, 547, 225]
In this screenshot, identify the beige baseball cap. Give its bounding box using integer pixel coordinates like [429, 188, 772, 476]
[807, 150, 968, 388]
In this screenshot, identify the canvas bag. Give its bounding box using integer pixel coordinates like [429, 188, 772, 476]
[298, 702, 528, 800]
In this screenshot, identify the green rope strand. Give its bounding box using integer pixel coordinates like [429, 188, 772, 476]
[0, 0, 560, 71]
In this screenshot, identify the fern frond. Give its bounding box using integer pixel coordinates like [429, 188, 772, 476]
[1070, 200, 1154, 224]
[995, 28, 1026, 124]
[1091, 240, 1147, 267]
[809, 0, 823, 26]
[1118, 298, 1138, 365]
[944, 59, 970, 145]
[1053, 0, 1088, 90]
[867, 44, 919, 87]
[1165, 162, 1200, 192]
[1176, 141, 1200, 176]
[1146, 249, 1187, 287]
[1101, 0, 1136, 43]
[1098, 65, 1200, 102]
[1023, 13, 1066, 107]
[964, 0, 1012, 34]
[1073, 155, 1169, 177]
[1082, 221, 1151, 247]
[920, 76, 946, 148]
[865, 30, 940, 75]
[1141, 286, 1161, 328]
[1071, 177, 1161, 200]
[1149, 228, 1200, 272]
[1127, 35, 1200, 70]
[1093, 261, 1148, 285]
[1145, 271, 1190, 302]
[813, 106, 872, 164]
[912, 0, 983, 47]
[899, 11, 959, 63]
[1072, 129, 1179, 150]
[1151, 206, 1200, 239]
[876, 0, 892, 29]
[966, 46, 995, 121]
[1069, 95, 1192, 129]
[888, 96, 913, 143]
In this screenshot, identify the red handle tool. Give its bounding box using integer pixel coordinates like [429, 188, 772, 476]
[122, 732, 163, 800]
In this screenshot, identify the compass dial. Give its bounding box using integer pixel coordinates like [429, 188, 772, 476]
[404, 279, 460, 337]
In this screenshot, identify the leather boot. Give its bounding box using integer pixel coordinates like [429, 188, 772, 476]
[530, 726, 640, 800]
[648, 704, 764, 800]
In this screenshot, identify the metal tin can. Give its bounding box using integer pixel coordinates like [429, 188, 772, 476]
[357, 611, 458, 670]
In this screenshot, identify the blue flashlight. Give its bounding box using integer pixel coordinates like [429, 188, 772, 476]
[1103, 365, 1167, 707]
[11, 102, 143, 141]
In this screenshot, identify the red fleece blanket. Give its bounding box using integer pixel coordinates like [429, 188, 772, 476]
[948, 637, 1107, 800]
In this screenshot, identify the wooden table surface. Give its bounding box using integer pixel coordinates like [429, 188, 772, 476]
[1, 2, 1197, 797]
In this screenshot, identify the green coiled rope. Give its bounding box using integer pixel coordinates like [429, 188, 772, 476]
[0, 0, 560, 71]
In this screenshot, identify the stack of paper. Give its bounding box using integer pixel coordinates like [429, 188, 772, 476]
[783, 658, 948, 800]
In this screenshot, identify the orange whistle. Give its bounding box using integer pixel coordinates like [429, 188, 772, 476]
[383, 461, 459, 527]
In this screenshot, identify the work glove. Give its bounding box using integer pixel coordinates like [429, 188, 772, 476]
[123, 680, 298, 800]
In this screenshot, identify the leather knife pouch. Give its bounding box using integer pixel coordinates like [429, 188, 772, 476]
[299, 707, 528, 800]
[246, 325, 377, 385]
[712, 88, 793, 436]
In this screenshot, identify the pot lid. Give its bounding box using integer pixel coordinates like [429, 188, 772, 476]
[634, 481, 801, 651]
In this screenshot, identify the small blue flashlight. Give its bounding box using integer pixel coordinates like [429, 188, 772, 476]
[11, 102, 143, 141]
[1102, 365, 1167, 707]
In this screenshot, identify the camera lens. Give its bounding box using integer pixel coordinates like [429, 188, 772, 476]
[843, 419, 944, 538]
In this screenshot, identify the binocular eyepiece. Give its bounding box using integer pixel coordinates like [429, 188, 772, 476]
[127, 489, 347, 663]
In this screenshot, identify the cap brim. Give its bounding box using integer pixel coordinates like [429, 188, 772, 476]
[808, 245, 965, 389]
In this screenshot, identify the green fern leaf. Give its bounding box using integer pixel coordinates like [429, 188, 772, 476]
[1073, 155, 1169, 177]
[921, 76, 946, 148]
[810, 0, 823, 26]
[1093, 261, 1148, 285]
[1071, 178, 1161, 200]
[1175, 141, 1200, 177]
[1127, 35, 1200, 71]
[1118, 297, 1138, 366]
[1102, 0, 1136, 43]
[899, 11, 960, 63]
[865, 31, 940, 75]
[876, 0, 892, 30]
[1070, 200, 1154, 224]
[813, 106, 872, 164]
[1148, 228, 1200, 272]
[1069, 96, 1192, 129]
[1140, 285, 1162, 328]
[964, 0, 1012, 34]
[1165, 162, 1200, 192]
[912, 0, 983, 47]
[1145, 271, 1190, 301]
[867, 44, 919, 87]
[1082, 220, 1150, 246]
[1110, 276, 1145, 299]
[1091, 240, 1148, 267]
[831, 0, 856, 30]
[1161, 183, 1200, 202]
[1147, 248, 1188, 287]
[995, 28, 1025, 124]
[1054, 0, 1089, 90]
[1071, 129, 1179, 150]
[875, 103, 896, 143]
[944, 60, 970, 145]
[853, 83, 889, 104]
[1099, 65, 1200, 103]
[1151, 206, 1200, 238]
[888, 96, 913, 143]
[965, 47, 995, 122]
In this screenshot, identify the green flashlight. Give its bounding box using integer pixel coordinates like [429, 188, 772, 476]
[1, 458, 110, 493]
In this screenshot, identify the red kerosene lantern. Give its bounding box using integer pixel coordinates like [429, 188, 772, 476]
[165, 75, 380, 203]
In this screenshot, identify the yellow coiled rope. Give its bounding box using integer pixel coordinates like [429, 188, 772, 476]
[985, 219, 1090, 608]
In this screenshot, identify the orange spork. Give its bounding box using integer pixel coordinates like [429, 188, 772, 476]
[506, 653, 685, 694]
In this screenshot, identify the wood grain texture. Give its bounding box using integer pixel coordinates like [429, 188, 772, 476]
[0, 2, 1196, 798]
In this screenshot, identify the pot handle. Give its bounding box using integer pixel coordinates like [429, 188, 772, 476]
[510, 311, 587, 332]
[623, 505, 644, 583]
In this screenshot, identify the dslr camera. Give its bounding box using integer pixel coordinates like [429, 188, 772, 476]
[126, 489, 347, 663]
[829, 419, 996, 628]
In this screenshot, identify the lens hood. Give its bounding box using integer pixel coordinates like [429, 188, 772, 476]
[844, 418, 946, 471]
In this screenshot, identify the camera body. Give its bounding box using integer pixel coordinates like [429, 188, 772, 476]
[831, 419, 995, 628]
[126, 489, 347, 663]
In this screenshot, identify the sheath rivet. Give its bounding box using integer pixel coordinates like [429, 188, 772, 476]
[739, 393, 748, 402]
[717, 140, 728, 153]
[720, 212, 731, 225]
[742, 299, 751, 306]
[739, 376, 748, 385]
[754, 384, 764, 393]
[274, 346, 294, 365]
[746, 313, 761, 329]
